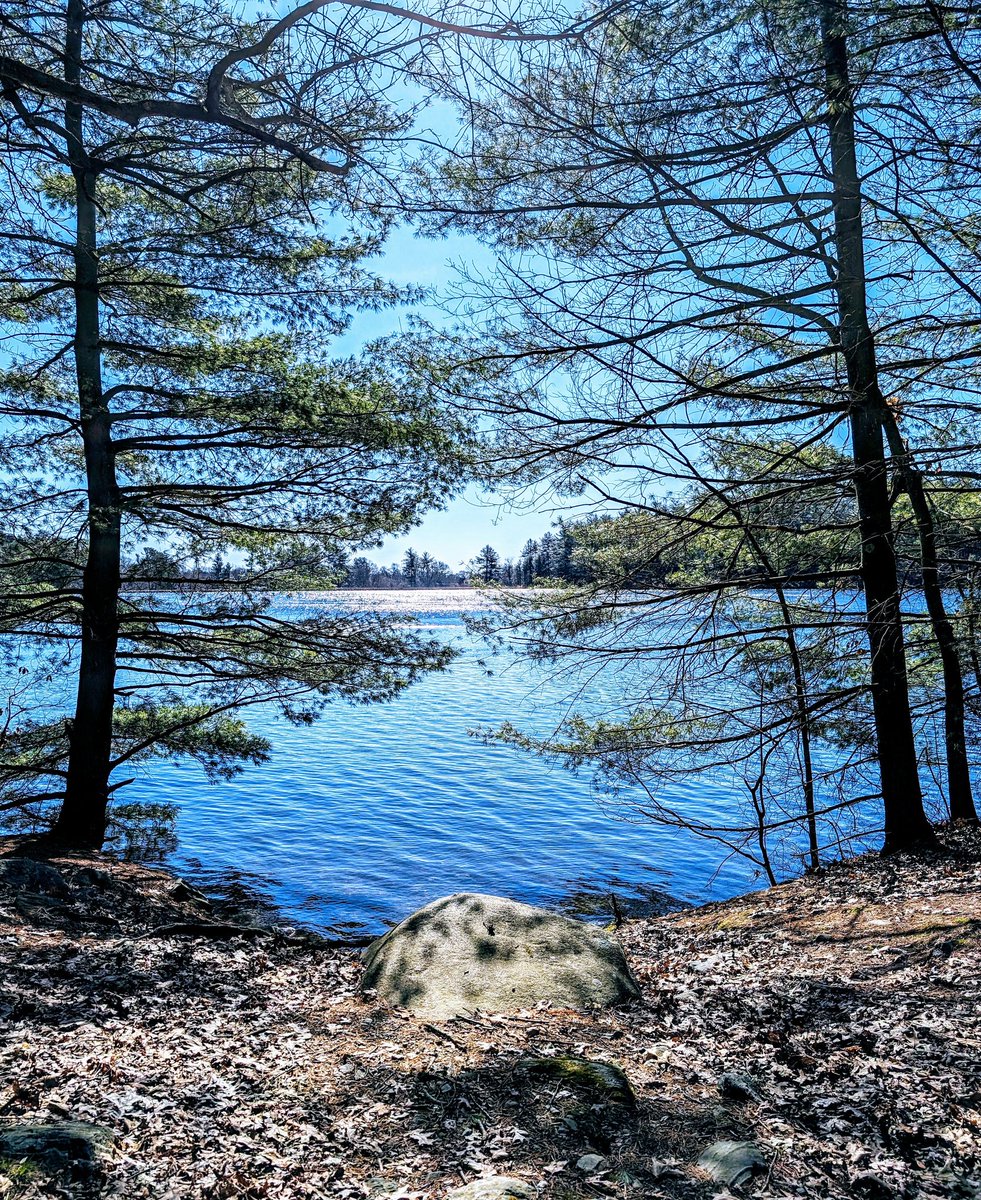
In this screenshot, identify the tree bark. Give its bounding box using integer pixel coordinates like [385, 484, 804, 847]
[50, 0, 120, 848]
[819, 0, 936, 852]
[880, 411, 977, 823]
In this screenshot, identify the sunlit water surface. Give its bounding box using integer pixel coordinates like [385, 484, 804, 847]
[104, 589, 797, 935]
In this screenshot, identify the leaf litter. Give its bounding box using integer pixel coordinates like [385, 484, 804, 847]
[1, 828, 979, 1199]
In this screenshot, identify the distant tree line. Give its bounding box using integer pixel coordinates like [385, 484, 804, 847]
[342, 550, 467, 589]
[340, 521, 596, 588]
[1, 527, 603, 595]
[19, 491, 981, 600]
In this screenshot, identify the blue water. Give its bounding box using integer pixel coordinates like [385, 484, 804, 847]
[115, 590, 773, 935]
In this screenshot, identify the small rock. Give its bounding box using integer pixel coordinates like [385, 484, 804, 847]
[445, 1176, 535, 1200]
[518, 1055, 635, 1106]
[576, 1154, 607, 1173]
[851, 1173, 896, 1199]
[719, 1071, 761, 1103]
[690, 953, 724, 973]
[73, 866, 114, 890]
[167, 878, 210, 906]
[0, 1121, 116, 1167]
[696, 1140, 766, 1186]
[0, 859, 69, 897]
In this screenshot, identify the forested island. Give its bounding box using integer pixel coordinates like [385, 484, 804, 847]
[2, 0, 981, 1197]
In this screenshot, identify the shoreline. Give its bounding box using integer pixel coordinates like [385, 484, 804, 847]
[2, 831, 979, 1198]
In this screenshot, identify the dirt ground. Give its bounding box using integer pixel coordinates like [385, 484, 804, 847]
[1, 829, 979, 1199]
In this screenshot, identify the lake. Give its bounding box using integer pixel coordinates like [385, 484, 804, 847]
[118, 588, 785, 936]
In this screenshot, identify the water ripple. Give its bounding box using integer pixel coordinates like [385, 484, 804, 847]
[126, 592, 773, 934]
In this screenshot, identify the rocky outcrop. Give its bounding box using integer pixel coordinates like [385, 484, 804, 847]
[362, 892, 640, 1018]
[0, 858, 69, 897]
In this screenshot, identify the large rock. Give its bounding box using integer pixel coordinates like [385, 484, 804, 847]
[362, 892, 640, 1018]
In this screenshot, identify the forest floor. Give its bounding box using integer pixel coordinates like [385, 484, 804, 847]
[0, 828, 979, 1200]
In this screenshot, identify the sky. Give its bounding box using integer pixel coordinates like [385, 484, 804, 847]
[372, 486, 565, 570]
[332, 223, 575, 567]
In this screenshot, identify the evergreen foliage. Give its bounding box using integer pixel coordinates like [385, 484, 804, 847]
[0, 0, 471, 844]
[424, 0, 981, 853]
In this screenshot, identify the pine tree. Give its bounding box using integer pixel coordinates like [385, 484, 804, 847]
[402, 549, 421, 586]
[472, 545, 501, 583]
[426, 0, 981, 849]
[0, 0, 467, 845]
[518, 540, 539, 585]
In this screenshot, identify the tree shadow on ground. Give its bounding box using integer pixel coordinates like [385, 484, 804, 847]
[0, 844, 300, 1035]
[295, 1044, 759, 1200]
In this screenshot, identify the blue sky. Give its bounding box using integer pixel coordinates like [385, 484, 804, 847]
[333, 223, 570, 567]
[373, 486, 566, 570]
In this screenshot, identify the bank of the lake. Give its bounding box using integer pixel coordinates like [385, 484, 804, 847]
[2, 828, 978, 1200]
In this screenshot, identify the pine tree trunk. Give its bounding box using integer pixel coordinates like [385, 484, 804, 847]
[880, 411, 977, 823]
[50, 0, 119, 848]
[819, 0, 936, 853]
